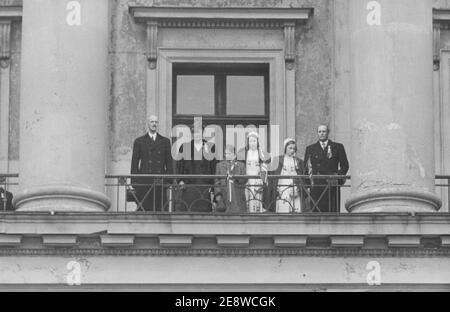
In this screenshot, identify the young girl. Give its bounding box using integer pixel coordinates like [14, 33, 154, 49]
[214, 145, 246, 213]
[272, 138, 304, 213]
[238, 132, 270, 213]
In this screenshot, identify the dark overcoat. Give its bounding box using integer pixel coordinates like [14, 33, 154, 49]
[303, 140, 349, 212]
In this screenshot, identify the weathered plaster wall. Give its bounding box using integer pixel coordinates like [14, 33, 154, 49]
[1, 255, 450, 286]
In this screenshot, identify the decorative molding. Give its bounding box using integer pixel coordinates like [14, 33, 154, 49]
[0, 21, 11, 68]
[273, 236, 307, 248]
[0, 248, 450, 258]
[129, 6, 312, 69]
[331, 236, 364, 248]
[159, 20, 284, 29]
[434, 23, 441, 70]
[0, 234, 21, 246]
[0, 6, 21, 68]
[146, 21, 158, 70]
[216, 235, 250, 248]
[159, 235, 192, 248]
[1, 233, 450, 252]
[42, 235, 77, 247]
[0, 6, 22, 21]
[284, 22, 296, 70]
[434, 9, 450, 23]
[432, 10, 450, 69]
[129, 7, 312, 22]
[388, 236, 421, 248]
[100, 235, 135, 247]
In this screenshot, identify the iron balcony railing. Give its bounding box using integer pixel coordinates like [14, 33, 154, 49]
[1, 174, 449, 213]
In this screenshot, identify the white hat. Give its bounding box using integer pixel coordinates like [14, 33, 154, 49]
[247, 131, 259, 139]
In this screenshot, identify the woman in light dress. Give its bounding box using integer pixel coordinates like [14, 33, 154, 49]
[271, 138, 305, 213]
[237, 132, 270, 213]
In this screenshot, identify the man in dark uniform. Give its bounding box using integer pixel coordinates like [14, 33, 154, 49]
[131, 115, 173, 212]
[0, 176, 14, 211]
[303, 125, 349, 213]
[176, 125, 216, 212]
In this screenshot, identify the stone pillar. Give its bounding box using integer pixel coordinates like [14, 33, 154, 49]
[14, 0, 110, 211]
[346, 0, 441, 212]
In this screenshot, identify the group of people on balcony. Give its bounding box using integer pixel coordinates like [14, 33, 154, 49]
[130, 115, 349, 214]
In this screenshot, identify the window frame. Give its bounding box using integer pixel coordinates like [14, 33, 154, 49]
[172, 62, 270, 120]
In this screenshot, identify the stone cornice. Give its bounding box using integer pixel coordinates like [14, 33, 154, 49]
[129, 7, 312, 23]
[129, 6, 313, 70]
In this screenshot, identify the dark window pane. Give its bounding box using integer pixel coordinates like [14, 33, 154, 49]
[227, 76, 265, 115]
[176, 75, 214, 115]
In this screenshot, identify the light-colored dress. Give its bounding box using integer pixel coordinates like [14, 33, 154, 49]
[245, 149, 265, 213]
[276, 156, 302, 213]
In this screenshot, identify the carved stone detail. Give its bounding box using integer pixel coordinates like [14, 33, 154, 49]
[432, 9, 450, 70]
[159, 20, 284, 29]
[0, 21, 11, 68]
[434, 22, 442, 70]
[284, 22, 296, 70]
[146, 21, 158, 70]
[131, 7, 313, 71]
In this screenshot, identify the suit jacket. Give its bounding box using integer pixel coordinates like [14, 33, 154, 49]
[0, 188, 14, 211]
[130, 133, 173, 185]
[303, 140, 349, 184]
[176, 140, 216, 185]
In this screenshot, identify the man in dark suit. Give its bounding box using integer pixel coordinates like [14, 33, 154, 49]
[176, 125, 216, 212]
[303, 125, 349, 213]
[131, 115, 173, 212]
[0, 176, 14, 211]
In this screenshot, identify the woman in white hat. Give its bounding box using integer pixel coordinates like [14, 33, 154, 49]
[270, 138, 305, 213]
[237, 131, 270, 213]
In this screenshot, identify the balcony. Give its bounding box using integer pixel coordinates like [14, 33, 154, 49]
[1, 173, 450, 258]
[1, 174, 449, 214]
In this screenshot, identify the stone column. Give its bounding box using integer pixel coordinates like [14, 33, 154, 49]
[14, 0, 110, 211]
[346, 0, 441, 212]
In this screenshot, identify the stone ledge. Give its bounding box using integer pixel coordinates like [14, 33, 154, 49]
[0, 234, 447, 250]
[274, 236, 307, 248]
[217, 235, 250, 248]
[129, 6, 313, 24]
[331, 236, 364, 248]
[159, 235, 192, 248]
[3, 213, 450, 236]
[42, 235, 77, 247]
[388, 236, 422, 248]
[100, 235, 135, 247]
[0, 234, 21, 246]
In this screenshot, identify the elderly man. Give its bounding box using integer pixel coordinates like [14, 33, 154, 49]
[303, 125, 349, 213]
[131, 115, 173, 212]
